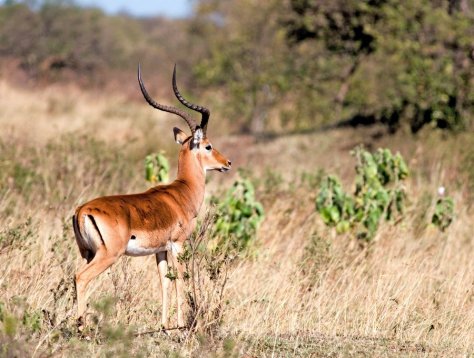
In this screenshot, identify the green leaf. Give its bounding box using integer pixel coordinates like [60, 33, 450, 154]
[336, 220, 350, 234]
[320, 207, 333, 225]
[328, 206, 341, 223]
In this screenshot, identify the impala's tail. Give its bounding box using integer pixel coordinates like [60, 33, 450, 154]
[72, 210, 105, 263]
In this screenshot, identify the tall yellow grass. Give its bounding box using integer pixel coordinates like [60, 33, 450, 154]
[0, 81, 472, 356]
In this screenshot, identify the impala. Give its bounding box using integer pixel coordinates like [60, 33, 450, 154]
[72, 64, 231, 330]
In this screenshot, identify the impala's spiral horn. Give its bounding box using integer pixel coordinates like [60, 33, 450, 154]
[138, 63, 197, 136]
[172, 64, 210, 136]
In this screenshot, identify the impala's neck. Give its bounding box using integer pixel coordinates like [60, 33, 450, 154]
[174, 147, 206, 217]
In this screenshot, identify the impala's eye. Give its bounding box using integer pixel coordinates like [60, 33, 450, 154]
[205, 144, 212, 151]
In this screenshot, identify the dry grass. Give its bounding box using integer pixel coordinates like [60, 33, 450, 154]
[0, 80, 473, 357]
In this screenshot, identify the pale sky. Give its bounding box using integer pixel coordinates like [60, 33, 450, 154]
[74, 0, 193, 18]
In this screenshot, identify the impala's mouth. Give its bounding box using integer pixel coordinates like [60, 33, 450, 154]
[218, 166, 231, 172]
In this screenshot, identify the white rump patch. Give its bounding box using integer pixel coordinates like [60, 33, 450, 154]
[83, 215, 98, 251]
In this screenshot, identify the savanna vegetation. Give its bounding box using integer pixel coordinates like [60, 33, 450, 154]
[0, 0, 473, 356]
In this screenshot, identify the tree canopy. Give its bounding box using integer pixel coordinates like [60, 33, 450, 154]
[0, 0, 472, 133]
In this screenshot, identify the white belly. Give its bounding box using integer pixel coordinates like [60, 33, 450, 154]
[125, 240, 167, 257]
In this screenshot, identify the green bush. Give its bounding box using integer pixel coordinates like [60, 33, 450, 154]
[211, 175, 264, 250]
[170, 176, 264, 333]
[144, 151, 169, 184]
[432, 196, 454, 232]
[175, 211, 232, 335]
[316, 147, 408, 240]
[0, 298, 44, 340]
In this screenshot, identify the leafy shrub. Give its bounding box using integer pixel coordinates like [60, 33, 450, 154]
[2, 313, 17, 338]
[177, 176, 265, 334]
[316, 175, 355, 234]
[144, 151, 169, 184]
[211, 176, 264, 250]
[178, 210, 235, 336]
[21, 310, 42, 333]
[316, 147, 409, 240]
[0, 297, 44, 342]
[432, 196, 454, 232]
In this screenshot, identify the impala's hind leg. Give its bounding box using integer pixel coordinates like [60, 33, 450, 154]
[75, 246, 118, 324]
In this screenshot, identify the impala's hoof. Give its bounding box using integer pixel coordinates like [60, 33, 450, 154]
[76, 316, 85, 332]
[178, 327, 189, 340]
[160, 324, 170, 336]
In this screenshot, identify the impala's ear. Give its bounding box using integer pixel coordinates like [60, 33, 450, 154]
[173, 127, 187, 145]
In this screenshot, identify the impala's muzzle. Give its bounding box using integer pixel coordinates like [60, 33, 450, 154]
[219, 160, 232, 172]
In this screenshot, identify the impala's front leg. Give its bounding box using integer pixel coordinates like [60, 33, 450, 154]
[156, 251, 170, 329]
[169, 242, 186, 328]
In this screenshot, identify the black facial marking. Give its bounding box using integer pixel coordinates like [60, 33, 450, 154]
[190, 140, 199, 150]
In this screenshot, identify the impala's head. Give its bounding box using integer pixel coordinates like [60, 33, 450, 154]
[173, 127, 231, 172]
[138, 64, 231, 173]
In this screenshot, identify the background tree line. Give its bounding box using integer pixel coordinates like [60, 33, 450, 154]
[0, 0, 473, 134]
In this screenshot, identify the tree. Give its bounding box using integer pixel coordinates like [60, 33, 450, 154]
[284, 0, 474, 132]
[191, 0, 293, 133]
